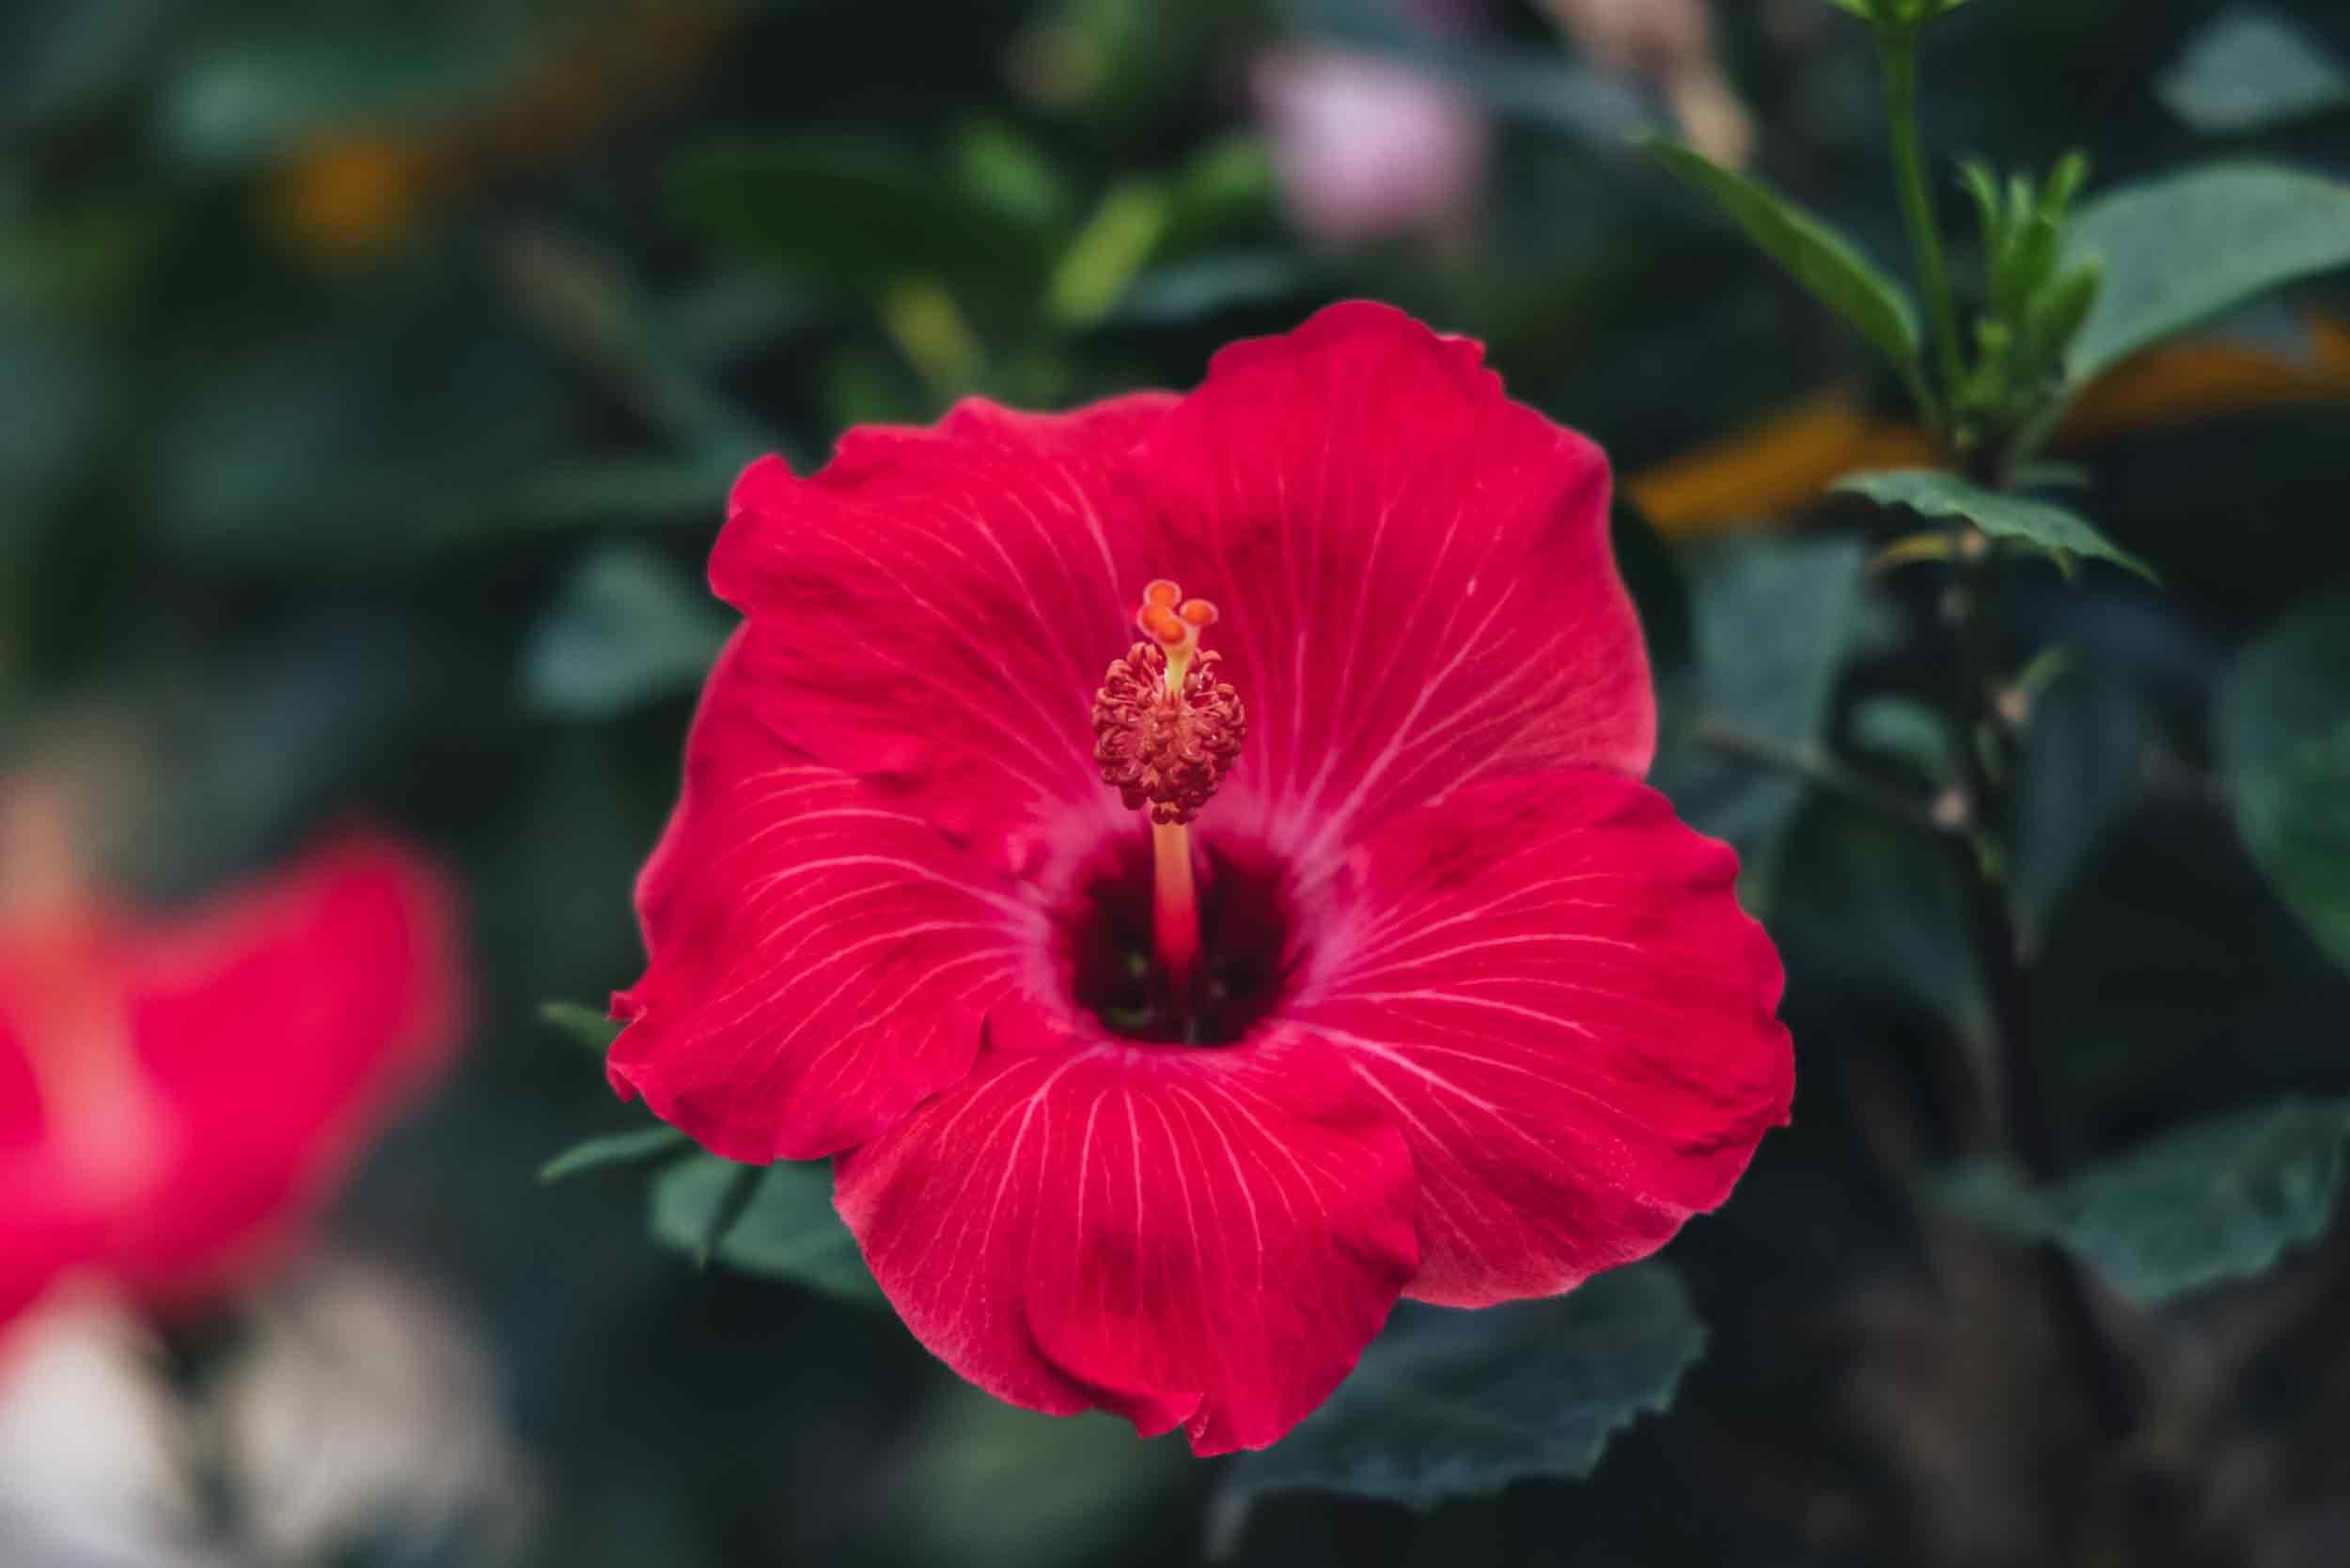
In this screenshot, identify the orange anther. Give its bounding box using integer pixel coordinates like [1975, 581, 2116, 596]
[1141, 605, 1187, 645]
[1143, 579, 1183, 608]
[1178, 598, 1217, 629]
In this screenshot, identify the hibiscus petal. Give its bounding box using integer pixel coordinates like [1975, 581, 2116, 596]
[833, 1034, 1419, 1455]
[613, 635, 1048, 1161]
[1293, 770, 1792, 1307]
[1129, 302, 1655, 867]
[113, 836, 465, 1300]
[711, 394, 1176, 870]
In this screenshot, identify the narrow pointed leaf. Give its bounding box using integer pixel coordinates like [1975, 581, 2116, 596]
[1941, 1097, 2350, 1304]
[1834, 469, 2157, 582]
[1217, 1262, 1703, 1513]
[1643, 137, 1922, 375]
[540, 1125, 691, 1184]
[539, 999, 624, 1054]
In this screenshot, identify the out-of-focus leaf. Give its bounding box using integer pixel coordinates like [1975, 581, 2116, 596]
[673, 137, 1049, 306]
[1850, 695, 1954, 780]
[539, 1000, 623, 1055]
[2218, 588, 2350, 971]
[1643, 138, 1922, 378]
[1835, 469, 2156, 581]
[952, 119, 1077, 230]
[2158, 8, 2350, 134]
[540, 1126, 690, 1184]
[1610, 499, 1693, 688]
[1940, 1097, 2350, 1304]
[521, 543, 732, 719]
[1218, 1263, 1701, 1515]
[649, 1155, 885, 1306]
[1775, 797, 1983, 1031]
[1107, 251, 1311, 328]
[2065, 163, 2350, 384]
[159, 18, 522, 165]
[0, 0, 170, 131]
[1043, 181, 1168, 329]
[2012, 664, 2150, 936]
[882, 1389, 1189, 1568]
[427, 460, 727, 541]
[1288, 0, 1652, 141]
[1650, 537, 1871, 908]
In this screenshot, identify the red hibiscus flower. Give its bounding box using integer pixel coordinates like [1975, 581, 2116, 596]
[610, 303, 1793, 1453]
[0, 793, 464, 1333]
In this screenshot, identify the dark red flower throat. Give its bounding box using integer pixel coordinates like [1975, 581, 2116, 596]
[1063, 832, 1297, 1045]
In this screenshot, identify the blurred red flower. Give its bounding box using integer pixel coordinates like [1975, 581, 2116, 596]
[610, 303, 1793, 1453]
[0, 824, 464, 1331]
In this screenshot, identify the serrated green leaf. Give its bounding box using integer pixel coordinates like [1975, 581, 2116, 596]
[1940, 1098, 2350, 1304]
[539, 1125, 690, 1184]
[521, 542, 732, 719]
[2157, 8, 2350, 135]
[649, 1155, 885, 1306]
[539, 999, 623, 1054]
[1833, 469, 2157, 582]
[2217, 588, 2350, 971]
[1643, 137, 1921, 376]
[2065, 163, 2350, 384]
[1217, 1263, 1703, 1514]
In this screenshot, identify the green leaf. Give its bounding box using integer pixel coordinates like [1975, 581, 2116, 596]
[539, 1125, 690, 1184]
[672, 136, 1048, 308]
[521, 542, 733, 719]
[1649, 537, 1872, 910]
[2158, 8, 2350, 135]
[881, 1391, 1189, 1568]
[2218, 588, 2350, 970]
[1217, 1263, 1702, 1516]
[649, 1155, 885, 1306]
[1940, 1098, 2350, 1305]
[2011, 665, 2151, 935]
[1643, 138, 1922, 377]
[1851, 695, 1954, 779]
[539, 1000, 623, 1055]
[2065, 163, 2350, 384]
[1833, 469, 2157, 582]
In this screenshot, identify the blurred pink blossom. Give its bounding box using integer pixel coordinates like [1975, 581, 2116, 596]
[1253, 47, 1489, 248]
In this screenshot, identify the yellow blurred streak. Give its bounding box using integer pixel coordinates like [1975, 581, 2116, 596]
[1628, 313, 2350, 539]
[269, 0, 736, 260]
[1625, 393, 1937, 538]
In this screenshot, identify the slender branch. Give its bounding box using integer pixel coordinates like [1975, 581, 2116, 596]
[1944, 545, 2138, 1444]
[1691, 717, 1947, 835]
[1878, 26, 1965, 403]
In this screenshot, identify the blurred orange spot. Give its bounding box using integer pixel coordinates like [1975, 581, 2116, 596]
[1626, 393, 1936, 540]
[1179, 599, 1217, 628]
[1142, 606, 1187, 645]
[1144, 579, 1183, 608]
[272, 137, 442, 259]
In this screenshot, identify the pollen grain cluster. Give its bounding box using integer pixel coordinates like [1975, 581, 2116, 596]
[1093, 640, 1246, 825]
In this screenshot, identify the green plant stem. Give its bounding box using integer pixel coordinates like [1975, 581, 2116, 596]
[1878, 25, 1965, 410]
[1944, 543, 2138, 1446]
